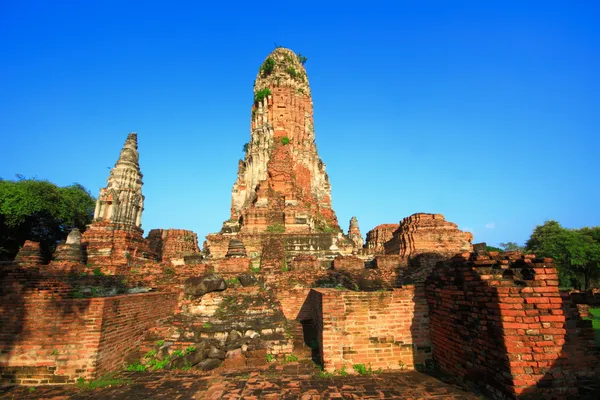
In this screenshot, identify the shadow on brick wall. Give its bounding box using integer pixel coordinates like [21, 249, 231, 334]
[425, 253, 600, 399]
[0, 265, 92, 385]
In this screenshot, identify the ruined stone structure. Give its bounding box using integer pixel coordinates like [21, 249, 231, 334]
[2, 49, 598, 400]
[52, 229, 84, 265]
[365, 224, 399, 253]
[206, 48, 353, 259]
[82, 133, 154, 274]
[347, 216, 364, 249]
[384, 213, 473, 256]
[92, 133, 144, 229]
[147, 229, 200, 263]
[426, 252, 600, 398]
[227, 48, 339, 234]
[14, 240, 43, 267]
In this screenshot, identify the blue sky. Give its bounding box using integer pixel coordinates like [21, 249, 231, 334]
[1, 0, 599, 247]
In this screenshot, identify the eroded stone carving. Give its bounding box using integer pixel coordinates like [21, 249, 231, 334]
[93, 132, 144, 230]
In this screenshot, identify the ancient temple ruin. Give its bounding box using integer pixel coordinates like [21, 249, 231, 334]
[206, 48, 354, 259]
[92, 133, 144, 229]
[81, 132, 155, 274]
[1, 48, 598, 400]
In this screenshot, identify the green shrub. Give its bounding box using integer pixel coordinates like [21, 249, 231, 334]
[92, 267, 104, 276]
[156, 340, 164, 346]
[353, 363, 373, 375]
[297, 53, 307, 65]
[203, 322, 212, 329]
[280, 136, 290, 145]
[185, 346, 196, 354]
[243, 143, 249, 153]
[254, 88, 272, 104]
[261, 57, 275, 76]
[144, 349, 156, 358]
[146, 357, 170, 370]
[126, 363, 146, 372]
[266, 353, 274, 363]
[284, 353, 299, 363]
[171, 349, 184, 358]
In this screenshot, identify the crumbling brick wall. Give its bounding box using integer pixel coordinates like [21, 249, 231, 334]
[308, 287, 431, 372]
[426, 252, 600, 399]
[0, 267, 177, 385]
[147, 229, 200, 262]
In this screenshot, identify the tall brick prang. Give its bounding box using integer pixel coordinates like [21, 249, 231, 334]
[227, 48, 340, 234]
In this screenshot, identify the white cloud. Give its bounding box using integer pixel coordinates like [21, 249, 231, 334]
[484, 222, 496, 229]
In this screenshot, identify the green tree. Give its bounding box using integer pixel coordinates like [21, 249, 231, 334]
[525, 221, 600, 290]
[0, 178, 96, 261]
[499, 242, 525, 252]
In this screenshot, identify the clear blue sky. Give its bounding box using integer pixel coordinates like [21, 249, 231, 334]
[1, 0, 599, 247]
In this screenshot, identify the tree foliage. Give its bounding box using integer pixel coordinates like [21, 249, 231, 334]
[499, 242, 525, 252]
[0, 178, 96, 261]
[525, 220, 600, 290]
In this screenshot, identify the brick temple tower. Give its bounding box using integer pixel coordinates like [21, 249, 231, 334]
[82, 132, 154, 273]
[226, 47, 340, 234]
[92, 132, 144, 229]
[207, 48, 353, 258]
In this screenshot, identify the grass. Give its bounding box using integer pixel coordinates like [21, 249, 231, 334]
[225, 277, 240, 286]
[266, 223, 285, 233]
[76, 375, 131, 390]
[126, 363, 146, 372]
[586, 307, 600, 346]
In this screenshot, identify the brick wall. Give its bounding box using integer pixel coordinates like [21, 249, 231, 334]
[147, 229, 200, 262]
[308, 287, 431, 372]
[332, 256, 365, 271]
[94, 292, 178, 377]
[0, 270, 177, 385]
[426, 252, 600, 399]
